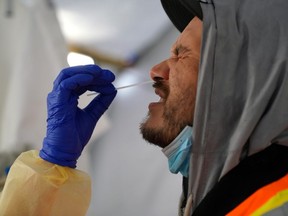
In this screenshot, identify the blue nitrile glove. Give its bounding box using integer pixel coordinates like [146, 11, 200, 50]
[39, 65, 117, 168]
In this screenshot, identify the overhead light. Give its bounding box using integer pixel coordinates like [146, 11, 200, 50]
[67, 52, 94, 66]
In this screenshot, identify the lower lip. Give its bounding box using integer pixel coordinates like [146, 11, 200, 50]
[148, 102, 162, 110]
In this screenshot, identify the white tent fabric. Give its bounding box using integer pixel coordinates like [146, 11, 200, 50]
[0, 0, 68, 152]
[55, 0, 171, 63]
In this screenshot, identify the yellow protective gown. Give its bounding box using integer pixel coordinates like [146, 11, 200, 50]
[0, 150, 91, 216]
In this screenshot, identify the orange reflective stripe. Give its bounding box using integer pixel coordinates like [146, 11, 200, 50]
[252, 189, 288, 215]
[226, 174, 288, 216]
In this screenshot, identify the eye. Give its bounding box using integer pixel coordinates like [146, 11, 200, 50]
[173, 47, 179, 56]
[171, 50, 180, 60]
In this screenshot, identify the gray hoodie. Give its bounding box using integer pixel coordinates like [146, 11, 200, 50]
[187, 0, 288, 210]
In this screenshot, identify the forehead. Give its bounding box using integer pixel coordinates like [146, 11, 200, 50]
[171, 17, 203, 53]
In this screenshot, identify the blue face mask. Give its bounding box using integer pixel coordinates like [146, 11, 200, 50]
[162, 126, 193, 177]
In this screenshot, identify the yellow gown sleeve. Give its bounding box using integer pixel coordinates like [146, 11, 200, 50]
[0, 150, 91, 216]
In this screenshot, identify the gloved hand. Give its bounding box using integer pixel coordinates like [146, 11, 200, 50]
[39, 65, 117, 168]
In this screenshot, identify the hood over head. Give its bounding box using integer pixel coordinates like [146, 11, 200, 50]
[161, 0, 203, 32]
[161, 0, 288, 209]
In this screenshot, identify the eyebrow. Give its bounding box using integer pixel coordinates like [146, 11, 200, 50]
[171, 45, 190, 55]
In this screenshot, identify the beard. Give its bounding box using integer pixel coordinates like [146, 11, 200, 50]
[140, 82, 194, 148]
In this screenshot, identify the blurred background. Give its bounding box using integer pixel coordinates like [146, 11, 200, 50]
[0, 0, 182, 215]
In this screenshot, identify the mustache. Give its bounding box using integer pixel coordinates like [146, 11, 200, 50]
[153, 80, 169, 98]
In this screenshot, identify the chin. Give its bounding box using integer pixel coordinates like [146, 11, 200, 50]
[139, 118, 178, 148]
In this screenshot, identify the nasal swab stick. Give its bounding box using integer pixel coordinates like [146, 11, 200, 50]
[87, 80, 154, 96]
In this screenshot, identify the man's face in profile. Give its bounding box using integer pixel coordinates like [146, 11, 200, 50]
[140, 17, 202, 148]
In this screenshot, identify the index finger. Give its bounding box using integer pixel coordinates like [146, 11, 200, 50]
[53, 65, 115, 89]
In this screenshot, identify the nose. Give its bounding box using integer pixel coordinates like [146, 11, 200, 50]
[149, 59, 169, 81]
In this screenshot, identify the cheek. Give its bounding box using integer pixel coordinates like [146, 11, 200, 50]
[170, 58, 199, 90]
[167, 84, 196, 116]
[170, 74, 197, 101]
[167, 66, 198, 122]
